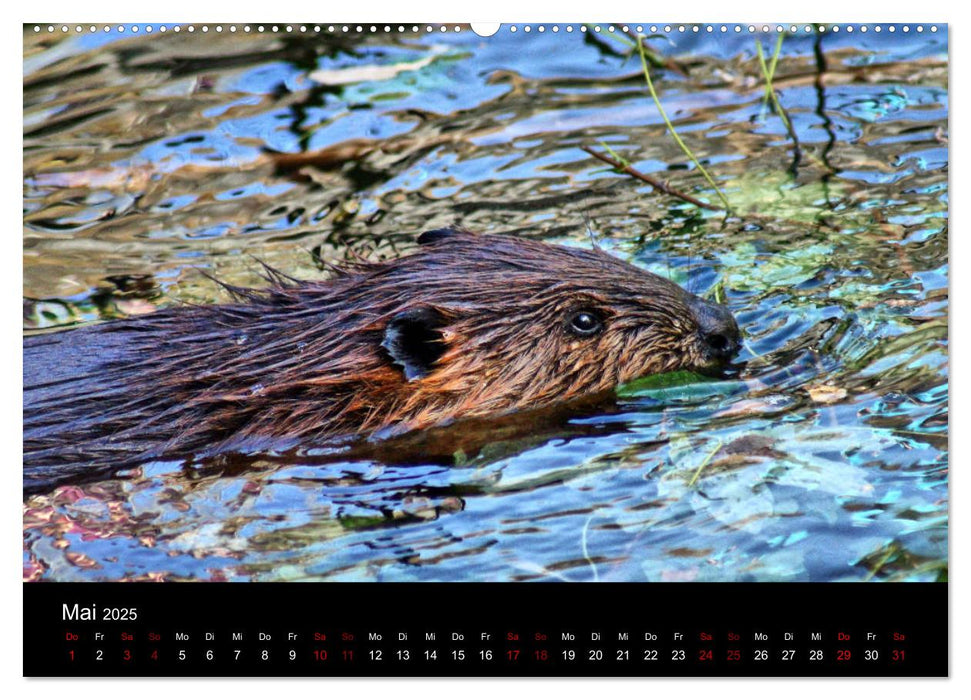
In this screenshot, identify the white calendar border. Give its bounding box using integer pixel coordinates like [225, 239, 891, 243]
[6, 0, 962, 696]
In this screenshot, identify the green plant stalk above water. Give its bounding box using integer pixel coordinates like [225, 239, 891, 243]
[635, 36, 733, 212]
[756, 35, 832, 173]
[756, 37, 795, 142]
[760, 33, 784, 106]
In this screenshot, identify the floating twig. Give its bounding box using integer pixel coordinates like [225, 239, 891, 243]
[581, 144, 721, 212]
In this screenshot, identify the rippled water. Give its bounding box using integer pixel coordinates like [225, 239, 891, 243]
[23, 24, 948, 582]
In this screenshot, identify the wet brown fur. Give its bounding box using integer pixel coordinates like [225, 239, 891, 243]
[23, 230, 735, 492]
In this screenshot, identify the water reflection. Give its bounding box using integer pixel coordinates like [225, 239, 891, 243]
[23, 25, 947, 582]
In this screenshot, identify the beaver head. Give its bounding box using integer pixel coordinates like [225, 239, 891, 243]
[23, 227, 740, 489]
[372, 229, 740, 434]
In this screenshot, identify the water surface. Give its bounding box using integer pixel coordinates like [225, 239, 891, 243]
[23, 24, 948, 582]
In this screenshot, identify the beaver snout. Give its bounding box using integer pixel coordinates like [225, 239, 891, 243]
[688, 296, 741, 364]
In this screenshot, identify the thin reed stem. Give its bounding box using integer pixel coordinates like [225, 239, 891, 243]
[636, 36, 733, 212]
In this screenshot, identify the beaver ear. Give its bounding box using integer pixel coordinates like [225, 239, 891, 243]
[417, 227, 471, 246]
[381, 307, 448, 381]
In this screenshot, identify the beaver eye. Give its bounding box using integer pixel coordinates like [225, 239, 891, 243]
[567, 310, 603, 337]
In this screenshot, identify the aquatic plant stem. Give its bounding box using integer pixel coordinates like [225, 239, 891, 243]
[756, 38, 802, 173]
[581, 144, 720, 211]
[761, 33, 784, 104]
[636, 37, 733, 212]
[757, 37, 833, 174]
[863, 545, 898, 582]
[688, 438, 723, 487]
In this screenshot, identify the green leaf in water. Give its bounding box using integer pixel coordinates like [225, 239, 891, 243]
[618, 370, 736, 402]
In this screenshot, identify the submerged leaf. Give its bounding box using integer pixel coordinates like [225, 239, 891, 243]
[619, 370, 745, 402]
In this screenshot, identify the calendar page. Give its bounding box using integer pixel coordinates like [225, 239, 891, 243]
[22, 20, 948, 677]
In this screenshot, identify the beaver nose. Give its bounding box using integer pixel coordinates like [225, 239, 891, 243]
[688, 296, 741, 361]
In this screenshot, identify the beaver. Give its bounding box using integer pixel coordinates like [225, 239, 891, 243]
[23, 228, 740, 493]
